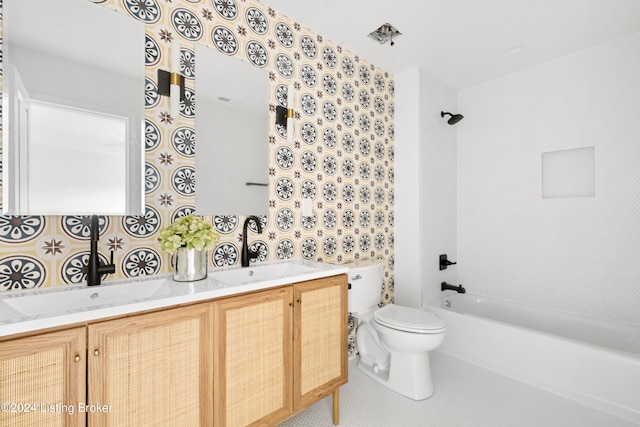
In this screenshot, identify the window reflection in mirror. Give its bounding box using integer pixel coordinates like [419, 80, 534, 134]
[2, 0, 145, 215]
[195, 44, 269, 216]
[29, 102, 127, 214]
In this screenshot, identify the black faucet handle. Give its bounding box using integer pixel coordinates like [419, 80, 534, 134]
[439, 254, 457, 270]
[108, 250, 116, 269]
[98, 250, 116, 275]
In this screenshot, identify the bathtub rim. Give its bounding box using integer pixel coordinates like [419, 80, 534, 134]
[426, 299, 640, 424]
[434, 292, 640, 358]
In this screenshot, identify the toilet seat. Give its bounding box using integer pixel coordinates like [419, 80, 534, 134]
[373, 304, 446, 333]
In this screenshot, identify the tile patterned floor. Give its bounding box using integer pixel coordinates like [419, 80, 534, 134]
[278, 351, 636, 427]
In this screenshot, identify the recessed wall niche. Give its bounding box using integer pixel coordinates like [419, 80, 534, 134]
[542, 146, 595, 199]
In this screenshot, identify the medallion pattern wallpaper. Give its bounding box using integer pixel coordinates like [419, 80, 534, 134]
[0, 0, 395, 352]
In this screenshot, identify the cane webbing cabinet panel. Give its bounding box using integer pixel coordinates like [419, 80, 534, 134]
[0, 327, 86, 427]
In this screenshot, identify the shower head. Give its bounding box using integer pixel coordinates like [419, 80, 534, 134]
[441, 111, 464, 125]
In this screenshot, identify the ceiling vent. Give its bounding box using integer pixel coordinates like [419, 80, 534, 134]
[367, 23, 401, 46]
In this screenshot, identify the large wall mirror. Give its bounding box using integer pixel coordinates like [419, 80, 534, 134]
[2, 0, 145, 215]
[195, 44, 269, 216]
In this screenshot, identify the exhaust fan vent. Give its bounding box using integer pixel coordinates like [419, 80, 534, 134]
[368, 23, 401, 46]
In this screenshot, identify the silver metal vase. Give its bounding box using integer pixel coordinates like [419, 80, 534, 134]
[171, 247, 208, 281]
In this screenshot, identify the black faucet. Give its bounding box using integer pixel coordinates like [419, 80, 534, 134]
[441, 282, 466, 293]
[87, 215, 116, 286]
[241, 215, 263, 267]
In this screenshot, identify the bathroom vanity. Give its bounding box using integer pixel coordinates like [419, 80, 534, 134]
[0, 260, 348, 426]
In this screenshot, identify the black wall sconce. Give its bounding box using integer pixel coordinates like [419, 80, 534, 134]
[157, 40, 185, 117]
[157, 70, 185, 114]
[275, 84, 295, 143]
[275, 105, 293, 126]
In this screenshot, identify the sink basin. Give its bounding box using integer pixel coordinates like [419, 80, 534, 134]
[0, 259, 349, 337]
[0, 305, 22, 323]
[3, 279, 174, 317]
[209, 261, 322, 286]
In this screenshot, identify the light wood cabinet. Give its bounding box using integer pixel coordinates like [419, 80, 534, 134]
[87, 302, 213, 427]
[294, 275, 348, 412]
[0, 273, 347, 427]
[0, 327, 86, 427]
[213, 275, 348, 426]
[213, 287, 294, 426]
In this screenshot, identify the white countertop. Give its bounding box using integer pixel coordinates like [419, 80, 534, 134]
[0, 259, 349, 338]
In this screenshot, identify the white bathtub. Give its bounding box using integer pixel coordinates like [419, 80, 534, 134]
[427, 293, 640, 424]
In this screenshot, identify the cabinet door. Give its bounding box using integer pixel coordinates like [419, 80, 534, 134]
[293, 274, 348, 411]
[88, 303, 213, 427]
[213, 287, 293, 427]
[0, 327, 86, 427]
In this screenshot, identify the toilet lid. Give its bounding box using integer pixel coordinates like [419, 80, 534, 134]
[373, 304, 446, 333]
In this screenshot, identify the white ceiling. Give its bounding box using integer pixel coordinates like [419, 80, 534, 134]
[263, 0, 640, 90]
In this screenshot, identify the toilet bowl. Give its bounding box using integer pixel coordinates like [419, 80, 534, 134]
[348, 259, 446, 400]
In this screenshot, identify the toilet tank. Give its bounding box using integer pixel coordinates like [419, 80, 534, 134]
[347, 258, 385, 313]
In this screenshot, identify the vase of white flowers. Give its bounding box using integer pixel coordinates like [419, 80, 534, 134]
[158, 215, 220, 281]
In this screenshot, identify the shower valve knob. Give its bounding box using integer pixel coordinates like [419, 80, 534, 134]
[439, 254, 457, 270]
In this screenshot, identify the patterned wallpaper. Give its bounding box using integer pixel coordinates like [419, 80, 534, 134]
[0, 0, 395, 331]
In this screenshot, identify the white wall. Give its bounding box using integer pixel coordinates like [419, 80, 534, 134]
[419, 70, 459, 306]
[395, 67, 458, 308]
[395, 68, 423, 307]
[457, 33, 640, 324]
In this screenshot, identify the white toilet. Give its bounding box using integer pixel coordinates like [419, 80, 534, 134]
[348, 259, 446, 400]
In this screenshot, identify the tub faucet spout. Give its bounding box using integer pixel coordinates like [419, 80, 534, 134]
[441, 282, 466, 293]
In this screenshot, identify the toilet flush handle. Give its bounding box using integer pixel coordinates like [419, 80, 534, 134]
[349, 274, 362, 289]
